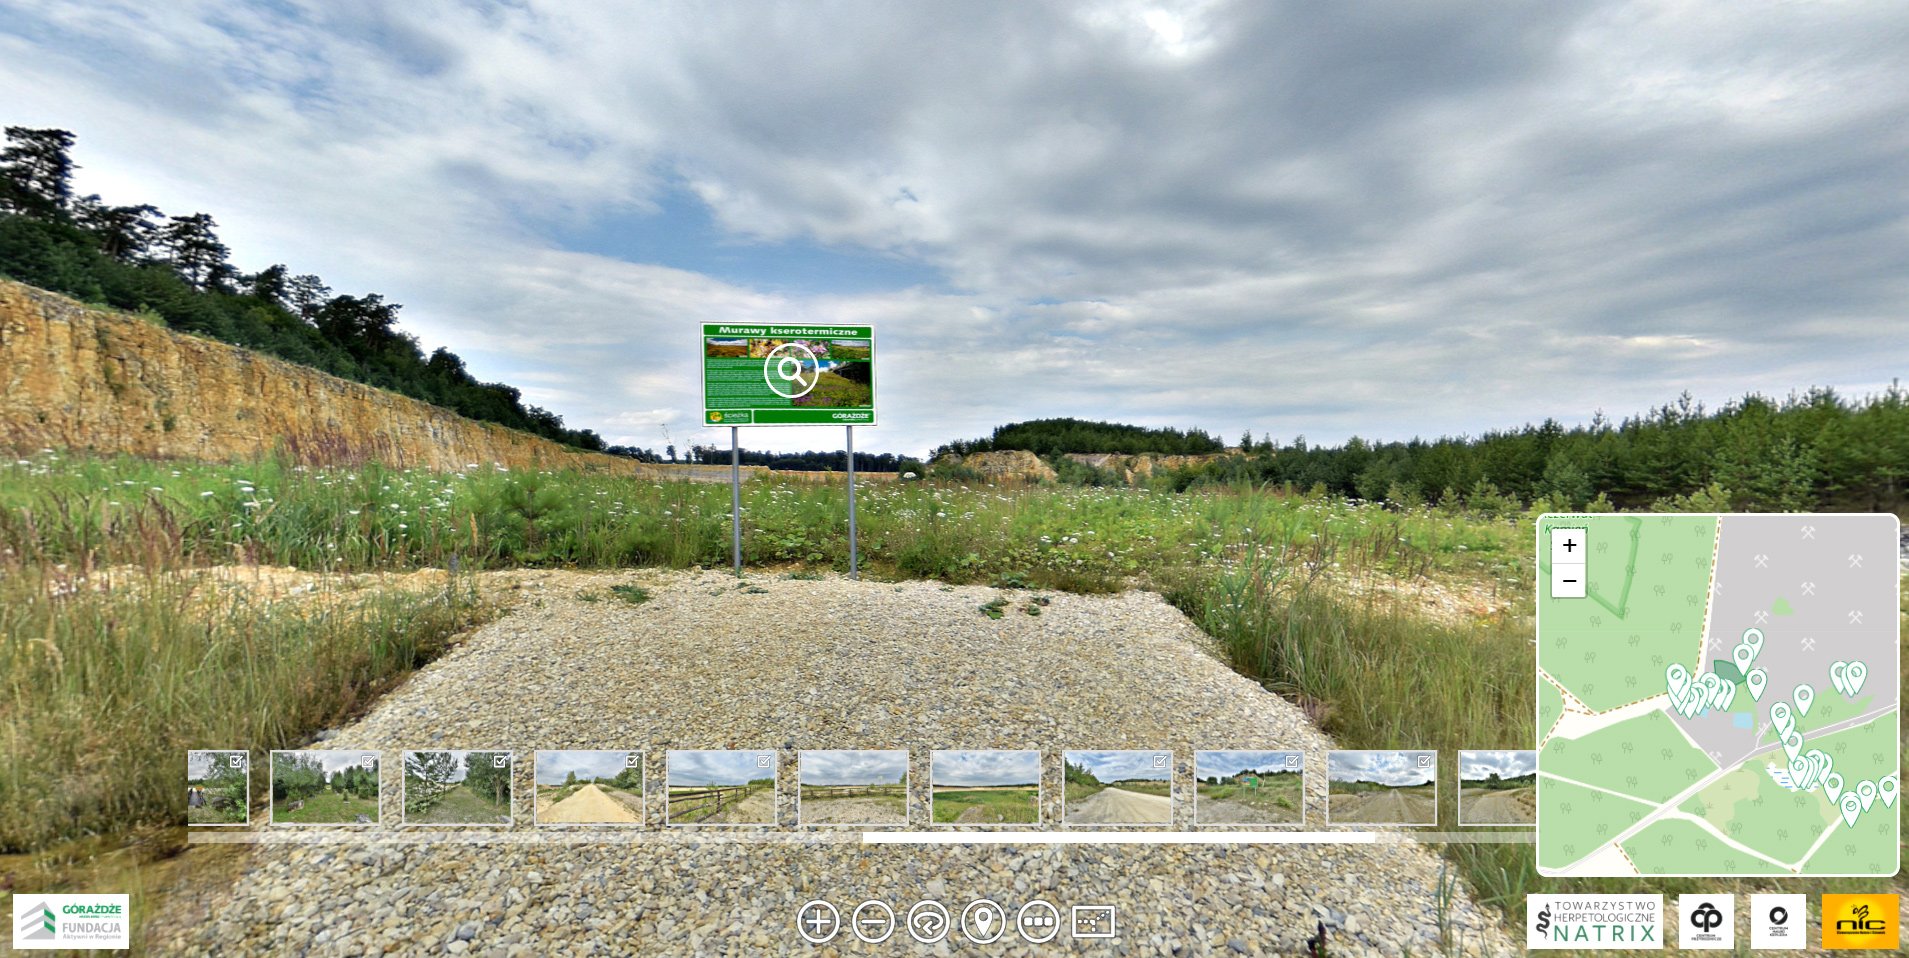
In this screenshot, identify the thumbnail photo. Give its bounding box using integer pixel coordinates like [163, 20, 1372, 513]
[1063, 750, 1172, 825]
[930, 750, 1041, 825]
[534, 750, 644, 826]
[798, 749, 908, 826]
[402, 750, 513, 826]
[1457, 749, 1537, 827]
[1327, 750, 1437, 826]
[186, 750, 249, 826]
[703, 336, 747, 358]
[1195, 750, 1303, 825]
[667, 750, 776, 825]
[270, 751, 380, 826]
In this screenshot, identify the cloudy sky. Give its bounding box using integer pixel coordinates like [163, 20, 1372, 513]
[800, 749, 908, 786]
[669, 750, 774, 786]
[1459, 749, 1538, 781]
[6, 1, 1907, 456]
[535, 749, 637, 786]
[1196, 750, 1300, 780]
[1328, 750, 1436, 787]
[187, 749, 245, 781]
[1067, 749, 1171, 782]
[278, 750, 378, 778]
[933, 750, 1041, 787]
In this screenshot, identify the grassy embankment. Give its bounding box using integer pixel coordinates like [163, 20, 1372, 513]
[931, 789, 1041, 824]
[3, 451, 1898, 943]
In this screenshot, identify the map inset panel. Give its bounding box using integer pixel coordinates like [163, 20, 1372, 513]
[1536, 514, 1900, 877]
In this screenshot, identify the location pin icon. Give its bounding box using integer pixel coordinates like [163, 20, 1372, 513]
[1844, 661, 1866, 697]
[1745, 669, 1767, 701]
[1666, 663, 1689, 698]
[1740, 627, 1763, 655]
[1770, 701, 1793, 735]
[1880, 775, 1898, 809]
[1732, 643, 1755, 674]
[1793, 685, 1814, 718]
[1828, 661, 1848, 696]
[1841, 792, 1862, 827]
[1825, 772, 1844, 803]
[1857, 780, 1876, 811]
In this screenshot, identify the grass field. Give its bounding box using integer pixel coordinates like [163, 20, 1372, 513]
[273, 791, 376, 825]
[406, 784, 509, 825]
[932, 788, 1040, 824]
[2, 450, 1898, 936]
[1198, 774, 1303, 820]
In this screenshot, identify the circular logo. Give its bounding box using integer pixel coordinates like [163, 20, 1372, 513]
[764, 342, 819, 399]
[906, 900, 950, 944]
[795, 900, 839, 944]
[1769, 906, 1787, 926]
[1017, 900, 1062, 944]
[851, 900, 895, 943]
[960, 899, 1006, 944]
[709, 411, 723, 422]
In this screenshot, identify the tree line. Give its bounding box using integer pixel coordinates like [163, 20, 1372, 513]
[404, 751, 509, 814]
[678, 444, 925, 473]
[1197, 387, 1909, 513]
[272, 754, 377, 802]
[934, 417, 1226, 458]
[0, 127, 649, 457]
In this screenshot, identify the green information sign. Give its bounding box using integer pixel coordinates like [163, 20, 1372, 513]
[701, 323, 877, 426]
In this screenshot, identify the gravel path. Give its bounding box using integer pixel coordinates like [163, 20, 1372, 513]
[150, 569, 1516, 957]
[1065, 788, 1173, 825]
[541, 785, 642, 825]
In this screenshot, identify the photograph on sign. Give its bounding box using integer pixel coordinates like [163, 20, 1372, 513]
[702, 324, 876, 426]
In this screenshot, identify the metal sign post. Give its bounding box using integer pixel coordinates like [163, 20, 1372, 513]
[701, 324, 875, 580]
[730, 426, 742, 577]
[846, 425, 858, 579]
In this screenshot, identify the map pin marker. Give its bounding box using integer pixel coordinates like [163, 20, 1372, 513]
[1732, 643, 1755, 673]
[1781, 730, 1803, 763]
[1825, 772, 1844, 803]
[1844, 661, 1866, 697]
[1740, 627, 1763, 655]
[1840, 792, 1862, 827]
[1857, 780, 1876, 812]
[1793, 685, 1814, 718]
[1666, 664, 1689, 699]
[1880, 775, 1898, 809]
[1770, 702, 1793, 735]
[1787, 755, 1814, 790]
[1807, 750, 1831, 785]
[1745, 669, 1767, 701]
[1828, 661, 1849, 696]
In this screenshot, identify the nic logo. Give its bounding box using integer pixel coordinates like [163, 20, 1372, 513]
[1678, 894, 1733, 949]
[11, 894, 130, 950]
[1821, 894, 1899, 950]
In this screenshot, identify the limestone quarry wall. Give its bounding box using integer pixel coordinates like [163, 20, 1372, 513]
[0, 280, 755, 479]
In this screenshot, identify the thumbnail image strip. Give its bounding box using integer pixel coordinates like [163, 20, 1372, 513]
[186, 750, 249, 827]
[1195, 750, 1303, 826]
[1062, 750, 1172, 825]
[533, 750, 644, 827]
[798, 750, 909, 826]
[1326, 750, 1438, 826]
[270, 750, 380, 826]
[930, 750, 1041, 826]
[667, 750, 777, 825]
[402, 750, 513, 826]
[1457, 749, 1536, 827]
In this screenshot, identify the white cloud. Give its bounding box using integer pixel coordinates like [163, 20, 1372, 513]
[5, 0, 1907, 456]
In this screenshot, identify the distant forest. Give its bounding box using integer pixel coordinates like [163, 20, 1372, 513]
[679, 444, 924, 473]
[935, 417, 1225, 458]
[0, 127, 652, 458]
[1206, 388, 1909, 513]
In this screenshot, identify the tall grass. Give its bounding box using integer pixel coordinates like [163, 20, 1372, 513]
[0, 558, 487, 853]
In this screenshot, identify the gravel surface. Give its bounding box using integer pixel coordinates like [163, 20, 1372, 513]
[150, 569, 1517, 956]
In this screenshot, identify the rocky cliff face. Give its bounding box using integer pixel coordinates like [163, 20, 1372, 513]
[0, 280, 725, 477]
